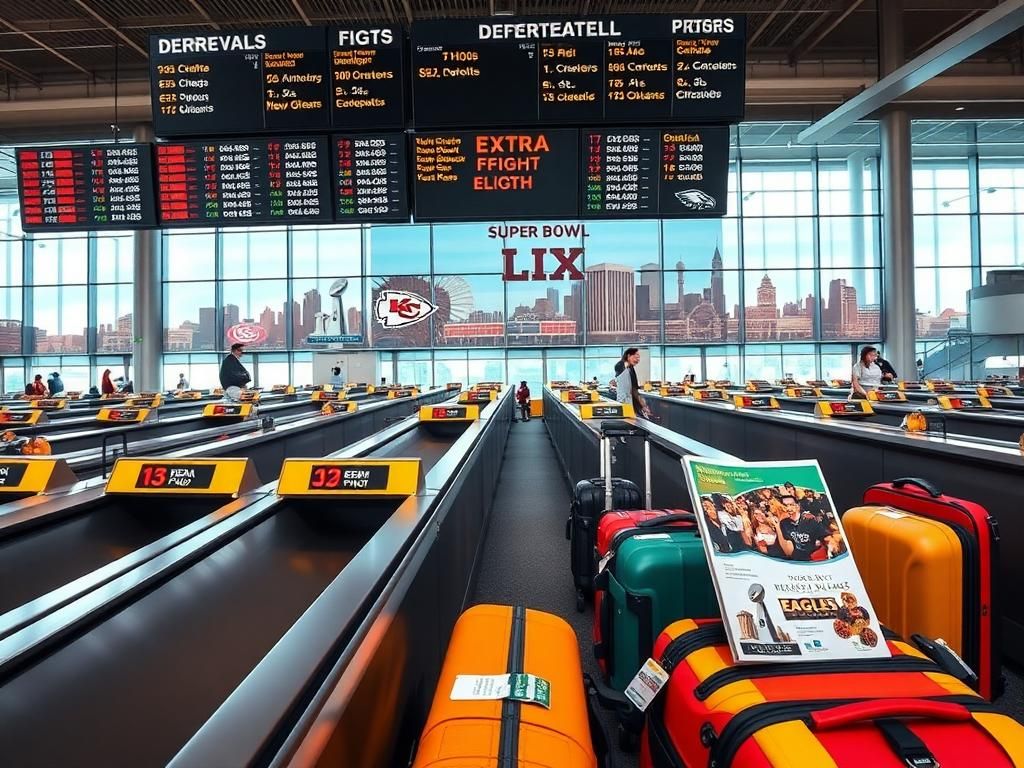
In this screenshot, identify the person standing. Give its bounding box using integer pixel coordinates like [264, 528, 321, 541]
[328, 366, 344, 387]
[614, 347, 650, 418]
[850, 345, 883, 400]
[515, 380, 531, 422]
[100, 369, 115, 395]
[219, 343, 252, 391]
[876, 356, 898, 383]
[176, 372, 189, 390]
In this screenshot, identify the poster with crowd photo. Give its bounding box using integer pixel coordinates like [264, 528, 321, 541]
[682, 457, 889, 663]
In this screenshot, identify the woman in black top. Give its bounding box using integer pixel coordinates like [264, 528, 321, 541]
[701, 496, 733, 554]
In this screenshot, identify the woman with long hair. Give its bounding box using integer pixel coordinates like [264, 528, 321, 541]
[850, 345, 882, 400]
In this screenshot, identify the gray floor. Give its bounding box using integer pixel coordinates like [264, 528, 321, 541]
[470, 418, 1023, 766]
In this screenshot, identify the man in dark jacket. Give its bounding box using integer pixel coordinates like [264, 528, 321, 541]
[219, 343, 252, 390]
[47, 371, 64, 395]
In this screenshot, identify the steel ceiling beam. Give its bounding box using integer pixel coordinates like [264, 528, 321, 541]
[765, 5, 807, 48]
[0, 55, 41, 87]
[693, 0, 707, 11]
[788, 0, 866, 63]
[70, 0, 147, 57]
[799, 0, 1024, 144]
[749, 2, 789, 47]
[0, 15, 92, 76]
[186, 0, 221, 30]
[912, 9, 984, 54]
[291, 0, 312, 25]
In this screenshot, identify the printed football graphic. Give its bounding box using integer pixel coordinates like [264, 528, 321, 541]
[674, 189, 717, 211]
[374, 290, 438, 329]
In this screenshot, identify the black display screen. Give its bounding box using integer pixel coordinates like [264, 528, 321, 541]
[410, 15, 746, 127]
[16, 144, 157, 231]
[156, 136, 332, 226]
[329, 26, 405, 129]
[333, 132, 409, 222]
[150, 26, 404, 137]
[581, 126, 728, 218]
[412, 129, 580, 221]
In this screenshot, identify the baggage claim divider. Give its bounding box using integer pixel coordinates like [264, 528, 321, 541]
[0, 456, 266, 638]
[543, 385, 733, 512]
[153, 388, 514, 768]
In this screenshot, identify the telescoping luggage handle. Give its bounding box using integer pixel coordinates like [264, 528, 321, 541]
[600, 421, 652, 511]
[891, 477, 943, 498]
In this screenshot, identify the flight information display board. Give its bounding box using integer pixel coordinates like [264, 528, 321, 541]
[150, 26, 404, 137]
[581, 126, 729, 218]
[16, 143, 157, 231]
[412, 129, 579, 221]
[411, 15, 745, 127]
[330, 26, 405, 129]
[333, 132, 409, 222]
[156, 136, 332, 226]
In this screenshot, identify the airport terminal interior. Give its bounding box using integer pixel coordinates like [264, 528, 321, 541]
[1, 1, 1024, 767]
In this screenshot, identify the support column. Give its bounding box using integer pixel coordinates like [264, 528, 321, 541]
[132, 123, 162, 391]
[847, 149, 868, 297]
[879, 0, 917, 377]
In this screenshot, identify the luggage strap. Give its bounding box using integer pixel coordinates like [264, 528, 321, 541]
[705, 695, 1003, 768]
[498, 605, 527, 768]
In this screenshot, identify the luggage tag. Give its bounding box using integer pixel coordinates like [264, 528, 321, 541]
[597, 550, 614, 574]
[623, 658, 670, 711]
[450, 673, 551, 709]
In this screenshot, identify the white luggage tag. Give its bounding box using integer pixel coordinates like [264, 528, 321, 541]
[623, 658, 670, 712]
[450, 673, 551, 709]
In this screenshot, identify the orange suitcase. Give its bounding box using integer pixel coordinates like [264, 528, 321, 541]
[844, 505, 964, 658]
[412, 604, 602, 768]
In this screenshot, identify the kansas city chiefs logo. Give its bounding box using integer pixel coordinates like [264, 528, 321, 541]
[374, 290, 438, 328]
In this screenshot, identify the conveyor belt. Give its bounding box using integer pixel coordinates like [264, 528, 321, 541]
[0, 499, 213, 615]
[0, 421, 467, 768]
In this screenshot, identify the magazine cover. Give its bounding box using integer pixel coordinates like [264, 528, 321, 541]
[682, 456, 891, 663]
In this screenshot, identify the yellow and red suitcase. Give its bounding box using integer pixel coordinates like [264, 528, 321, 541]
[844, 477, 1001, 699]
[641, 619, 1024, 768]
[412, 604, 603, 768]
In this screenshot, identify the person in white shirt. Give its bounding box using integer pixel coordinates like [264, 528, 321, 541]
[850, 345, 883, 400]
[176, 373, 189, 390]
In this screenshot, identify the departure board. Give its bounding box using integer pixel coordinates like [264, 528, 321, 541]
[411, 15, 746, 127]
[333, 133, 409, 222]
[581, 126, 729, 218]
[150, 26, 405, 137]
[156, 136, 332, 226]
[16, 143, 157, 231]
[412, 130, 579, 221]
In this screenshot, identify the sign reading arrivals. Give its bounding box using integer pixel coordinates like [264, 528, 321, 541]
[410, 15, 746, 127]
[149, 25, 405, 137]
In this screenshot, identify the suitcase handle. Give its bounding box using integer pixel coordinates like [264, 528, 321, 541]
[601, 419, 646, 438]
[636, 512, 695, 528]
[810, 698, 971, 731]
[891, 477, 942, 497]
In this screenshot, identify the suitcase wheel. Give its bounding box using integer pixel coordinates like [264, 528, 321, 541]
[576, 588, 586, 612]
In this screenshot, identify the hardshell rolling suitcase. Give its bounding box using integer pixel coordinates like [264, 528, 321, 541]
[411, 604, 606, 768]
[567, 420, 650, 610]
[845, 476, 1001, 699]
[641, 618, 1024, 768]
[592, 510, 718, 692]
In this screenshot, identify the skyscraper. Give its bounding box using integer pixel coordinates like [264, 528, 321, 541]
[302, 289, 321, 336]
[640, 262, 661, 314]
[711, 246, 725, 316]
[586, 263, 635, 335]
[757, 274, 776, 308]
[223, 304, 240, 331]
[546, 287, 559, 316]
[197, 306, 216, 350]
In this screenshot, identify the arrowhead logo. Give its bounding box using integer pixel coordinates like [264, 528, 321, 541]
[374, 290, 438, 329]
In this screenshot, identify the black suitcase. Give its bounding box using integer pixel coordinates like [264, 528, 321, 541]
[566, 420, 650, 611]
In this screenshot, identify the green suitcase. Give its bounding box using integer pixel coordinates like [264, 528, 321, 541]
[593, 514, 719, 693]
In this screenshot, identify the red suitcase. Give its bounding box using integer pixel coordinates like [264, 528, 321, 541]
[861, 477, 1002, 700]
[591, 509, 697, 678]
[640, 619, 1024, 768]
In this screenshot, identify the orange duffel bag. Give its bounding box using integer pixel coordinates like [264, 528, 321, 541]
[412, 603, 606, 768]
